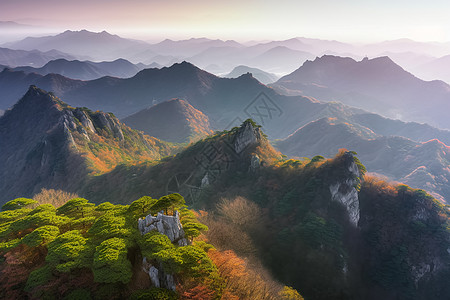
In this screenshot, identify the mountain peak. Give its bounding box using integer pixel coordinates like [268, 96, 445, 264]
[122, 98, 212, 143]
[15, 85, 59, 109]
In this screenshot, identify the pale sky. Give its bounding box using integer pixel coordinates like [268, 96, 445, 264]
[1, 0, 450, 42]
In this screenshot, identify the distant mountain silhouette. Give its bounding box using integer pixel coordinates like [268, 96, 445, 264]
[274, 55, 450, 130]
[12, 58, 143, 80]
[413, 54, 450, 83]
[0, 47, 76, 67]
[3, 60, 450, 145]
[250, 46, 315, 73]
[276, 117, 450, 202]
[225, 65, 279, 84]
[0, 61, 369, 139]
[7, 30, 148, 61]
[122, 98, 212, 143]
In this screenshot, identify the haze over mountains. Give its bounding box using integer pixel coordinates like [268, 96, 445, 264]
[11, 58, 145, 80]
[5, 29, 450, 82]
[274, 55, 450, 129]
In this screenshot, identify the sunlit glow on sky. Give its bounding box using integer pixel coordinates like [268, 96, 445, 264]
[2, 0, 450, 42]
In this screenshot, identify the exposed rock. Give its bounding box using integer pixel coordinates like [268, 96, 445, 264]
[73, 108, 96, 133]
[139, 211, 188, 246]
[234, 121, 262, 154]
[139, 211, 187, 291]
[329, 152, 362, 226]
[93, 112, 124, 141]
[410, 257, 444, 287]
[149, 266, 160, 288]
[201, 173, 210, 187]
[249, 154, 261, 172]
[62, 122, 77, 151]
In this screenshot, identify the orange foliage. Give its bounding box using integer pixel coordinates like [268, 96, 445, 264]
[363, 175, 397, 196]
[179, 284, 217, 300]
[207, 249, 281, 300]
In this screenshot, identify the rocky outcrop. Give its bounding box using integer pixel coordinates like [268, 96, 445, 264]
[142, 257, 176, 291]
[93, 112, 124, 141]
[139, 211, 188, 291]
[249, 154, 261, 172]
[138, 211, 188, 246]
[234, 121, 262, 154]
[73, 108, 96, 133]
[329, 152, 362, 226]
[201, 173, 210, 187]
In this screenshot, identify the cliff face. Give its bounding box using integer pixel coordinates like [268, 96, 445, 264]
[0, 86, 172, 204]
[329, 152, 362, 226]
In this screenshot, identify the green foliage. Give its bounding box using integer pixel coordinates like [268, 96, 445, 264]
[0, 208, 32, 223]
[63, 289, 92, 300]
[128, 196, 157, 218]
[151, 193, 185, 215]
[130, 288, 178, 300]
[243, 118, 261, 128]
[57, 198, 94, 218]
[88, 212, 130, 240]
[153, 245, 217, 277]
[179, 208, 208, 240]
[25, 265, 53, 292]
[22, 225, 60, 247]
[6, 209, 69, 237]
[30, 204, 56, 215]
[139, 231, 175, 258]
[46, 230, 92, 272]
[0, 193, 221, 298]
[0, 238, 21, 251]
[311, 155, 325, 163]
[2, 198, 38, 211]
[93, 237, 132, 284]
[182, 222, 208, 240]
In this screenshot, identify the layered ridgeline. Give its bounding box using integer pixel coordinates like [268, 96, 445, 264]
[11, 58, 144, 80]
[0, 61, 366, 140]
[1, 119, 449, 300]
[0, 86, 173, 204]
[0, 47, 77, 68]
[122, 98, 213, 143]
[273, 55, 450, 130]
[276, 117, 450, 203]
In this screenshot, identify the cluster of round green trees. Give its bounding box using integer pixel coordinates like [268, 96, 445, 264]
[0, 194, 214, 299]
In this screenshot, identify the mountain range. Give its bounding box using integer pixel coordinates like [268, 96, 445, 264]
[276, 117, 450, 202]
[0, 47, 77, 68]
[273, 55, 450, 130]
[11, 58, 144, 80]
[7, 29, 450, 82]
[5, 30, 148, 61]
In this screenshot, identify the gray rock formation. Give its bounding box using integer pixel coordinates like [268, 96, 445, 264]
[138, 210, 188, 246]
[73, 108, 96, 133]
[249, 154, 261, 172]
[139, 210, 188, 291]
[329, 152, 362, 226]
[234, 121, 262, 154]
[94, 112, 124, 141]
[201, 173, 210, 187]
